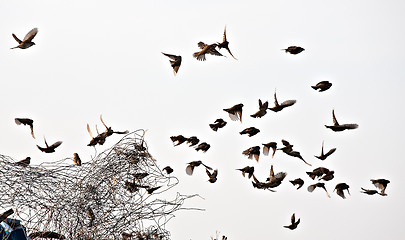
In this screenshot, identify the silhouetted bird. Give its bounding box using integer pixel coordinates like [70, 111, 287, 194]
[371, 179, 390, 196]
[162, 52, 182, 76]
[170, 135, 188, 146]
[290, 178, 304, 190]
[87, 124, 104, 146]
[16, 157, 30, 167]
[242, 146, 260, 162]
[209, 118, 227, 131]
[206, 169, 218, 183]
[223, 103, 243, 122]
[73, 153, 81, 166]
[163, 166, 173, 174]
[315, 141, 336, 160]
[15, 118, 35, 138]
[286, 150, 312, 166]
[312, 81, 332, 92]
[269, 92, 296, 112]
[307, 182, 331, 198]
[239, 127, 260, 137]
[193, 42, 223, 61]
[195, 142, 210, 152]
[217, 26, 237, 60]
[284, 213, 300, 230]
[334, 183, 350, 199]
[186, 136, 200, 147]
[186, 161, 212, 175]
[147, 186, 161, 194]
[37, 138, 62, 153]
[306, 167, 330, 180]
[250, 99, 268, 118]
[262, 142, 277, 158]
[252, 165, 287, 190]
[278, 139, 293, 153]
[11, 28, 38, 49]
[99, 114, 129, 139]
[360, 187, 383, 196]
[29, 232, 66, 239]
[236, 166, 254, 179]
[320, 171, 334, 181]
[325, 109, 358, 132]
[283, 46, 305, 55]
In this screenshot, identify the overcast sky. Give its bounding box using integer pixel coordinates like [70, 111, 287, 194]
[1, 0, 405, 239]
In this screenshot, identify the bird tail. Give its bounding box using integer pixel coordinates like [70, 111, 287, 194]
[311, 86, 318, 90]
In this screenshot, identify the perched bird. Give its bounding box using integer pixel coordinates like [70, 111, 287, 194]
[11, 28, 38, 49]
[320, 171, 335, 181]
[312, 81, 332, 92]
[37, 137, 62, 153]
[242, 146, 260, 162]
[186, 136, 200, 147]
[186, 161, 212, 175]
[16, 157, 30, 167]
[284, 213, 300, 230]
[306, 167, 330, 180]
[262, 142, 277, 158]
[325, 109, 358, 132]
[29, 232, 66, 240]
[15, 118, 35, 138]
[195, 142, 210, 152]
[334, 183, 350, 199]
[290, 178, 304, 190]
[170, 135, 188, 146]
[223, 103, 243, 122]
[239, 127, 260, 137]
[236, 166, 254, 179]
[250, 99, 268, 118]
[147, 186, 162, 194]
[252, 165, 287, 190]
[217, 26, 237, 60]
[209, 118, 227, 132]
[371, 179, 390, 195]
[163, 166, 174, 174]
[206, 169, 218, 183]
[268, 91, 296, 112]
[193, 42, 223, 61]
[283, 46, 305, 55]
[73, 153, 81, 166]
[315, 141, 336, 160]
[162, 52, 182, 76]
[360, 187, 383, 196]
[307, 182, 331, 198]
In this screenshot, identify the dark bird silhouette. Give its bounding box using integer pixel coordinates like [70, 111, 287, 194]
[325, 109, 358, 132]
[186, 136, 200, 147]
[250, 99, 268, 118]
[147, 186, 162, 194]
[186, 160, 212, 175]
[371, 179, 390, 196]
[312, 81, 332, 92]
[99, 115, 129, 139]
[209, 118, 227, 131]
[290, 178, 304, 190]
[170, 135, 188, 146]
[315, 141, 336, 160]
[239, 127, 260, 137]
[334, 183, 350, 199]
[195, 142, 210, 152]
[29, 231, 66, 239]
[162, 52, 182, 76]
[269, 91, 296, 112]
[163, 166, 173, 174]
[11, 28, 38, 49]
[73, 153, 81, 166]
[242, 146, 260, 162]
[262, 142, 277, 158]
[283, 46, 305, 55]
[279, 139, 293, 153]
[0, 209, 14, 222]
[206, 169, 218, 183]
[236, 166, 254, 179]
[217, 26, 237, 60]
[286, 150, 312, 166]
[306, 167, 330, 180]
[87, 124, 105, 146]
[37, 137, 62, 153]
[223, 103, 243, 122]
[16, 157, 30, 167]
[284, 213, 300, 230]
[193, 42, 223, 61]
[252, 165, 287, 191]
[15, 118, 35, 138]
[308, 182, 331, 198]
[279, 140, 311, 166]
[360, 187, 384, 196]
[320, 171, 334, 181]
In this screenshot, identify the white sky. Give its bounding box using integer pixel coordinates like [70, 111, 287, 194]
[1, 0, 405, 239]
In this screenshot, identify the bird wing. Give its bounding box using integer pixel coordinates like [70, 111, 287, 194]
[261, 101, 269, 110]
[273, 92, 279, 106]
[198, 41, 207, 49]
[222, 26, 227, 42]
[100, 114, 109, 130]
[12, 34, 22, 44]
[87, 124, 94, 138]
[207, 45, 223, 56]
[162, 52, 178, 60]
[325, 148, 337, 157]
[186, 165, 194, 175]
[226, 47, 238, 60]
[263, 145, 269, 156]
[50, 141, 63, 149]
[307, 184, 316, 192]
[291, 213, 295, 224]
[23, 28, 38, 42]
[281, 139, 290, 147]
[332, 109, 339, 126]
[340, 124, 359, 129]
[280, 100, 296, 108]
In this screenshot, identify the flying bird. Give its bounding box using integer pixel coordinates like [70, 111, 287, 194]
[206, 169, 218, 183]
[269, 91, 296, 112]
[186, 136, 200, 147]
[283, 46, 305, 55]
[242, 146, 260, 162]
[73, 153, 81, 166]
[279, 140, 311, 166]
[290, 178, 304, 190]
[360, 187, 384, 196]
[186, 161, 212, 176]
[325, 109, 358, 132]
[223, 103, 243, 122]
[15, 118, 35, 138]
[99, 114, 129, 140]
[193, 42, 223, 61]
[284, 213, 300, 230]
[11, 28, 38, 49]
[252, 165, 287, 190]
[170, 135, 188, 146]
[239, 127, 260, 137]
[306, 167, 330, 180]
[87, 124, 105, 146]
[315, 141, 336, 160]
[16, 157, 30, 167]
[312, 81, 332, 92]
[286, 150, 312, 166]
[262, 142, 277, 158]
[307, 182, 331, 198]
[320, 171, 335, 181]
[37, 137, 62, 153]
[236, 166, 254, 179]
[217, 26, 237, 60]
[195, 142, 210, 152]
[209, 118, 227, 131]
[334, 183, 350, 199]
[371, 179, 390, 196]
[163, 166, 173, 174]
[250, 99, 268, 118]
[162, 52, 182, 76]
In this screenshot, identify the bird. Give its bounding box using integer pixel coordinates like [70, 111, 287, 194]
[11, 28, 38, 49]
[195, 142, 210, 152]
[334, 183, 350, 199]
[279, 140, 311, 166]
[163, 166, 173, 174]
[320, 171, 335, 181]
[285, 150, 312, 166]
[307, 182, 331, 198]
[186, 161, 212, 175]
[209, 118, 227, 131]
[217, 26, 237, 60]
[147, 186, 162, 194]
[312, 81, 332, 92]
[99, 115, 129, 140]
[193, 42, 223, 61]
[73, 153, 81, 166]
[206, 169, 218, 183]
[236, 166, 254, 179]
[252, 165, 287, 190]
[242, 146, 260, 162]
[16, 157, 30, 167]
[250, 99, 269, 118]
[262, 142, 277, 158]
[290, 178, 304, 190]
[360, 187, 383, 196]
[283, 46, 305, 55]
[162, 52, 182, 76]
[315, 141, 336, 160]
[29, 232, 66, 240]
[268, 91, 296, 112]
[186, 136, 200, 147]
[284, 213, 300, 230]
[325, 109, 358, 132]
[37, 137, 62, 153]
[278, 139, 294, 153]
[170, 135, 188, 146]
[239, 127, 260, 137]
[371, 179, 390, 195]
[306, 167, 330, 180]
[15, 118, 35, 139]
[86, 124, 105, 146]
[223, 103, 243, 122]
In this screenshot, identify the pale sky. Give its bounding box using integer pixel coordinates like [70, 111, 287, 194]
[1, 0, 405, 239]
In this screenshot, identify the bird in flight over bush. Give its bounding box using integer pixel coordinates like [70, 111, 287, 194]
[11, 28, 38, 49]
[37, 137, 62, 153]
